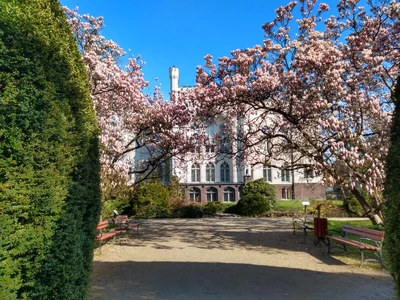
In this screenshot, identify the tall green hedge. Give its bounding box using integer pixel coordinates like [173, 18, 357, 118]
[384, 77, 400, 298]
[0, 1, 100, 299]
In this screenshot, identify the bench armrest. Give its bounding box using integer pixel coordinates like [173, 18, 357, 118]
[327, 229, 344, 237]
[292, 216, 306, 223]
[360, 237, 381, 247]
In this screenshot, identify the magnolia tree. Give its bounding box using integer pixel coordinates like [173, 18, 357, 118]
[63, 7, 195, 197]
[178, 0, 400, 225]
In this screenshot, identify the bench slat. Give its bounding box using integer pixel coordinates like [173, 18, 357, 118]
[327, 236, 379, 251]
[96, 230, 122, 241]
[342, 225, 384, 241]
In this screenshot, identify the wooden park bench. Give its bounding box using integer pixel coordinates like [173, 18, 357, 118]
[95, 220, 123, 254]
[112, 214, 140, 236]
[326, 224, 385, 268]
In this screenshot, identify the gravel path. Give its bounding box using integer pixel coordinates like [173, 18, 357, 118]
[90, 217, 395, 300]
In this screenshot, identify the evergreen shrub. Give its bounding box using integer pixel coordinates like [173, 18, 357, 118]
[236, 179, 276, 216]
[203, 201, 225, 215]
[384, 77, 400, 297]
[174, 204, 204, 218]
[132, 182, 171, 218]
[0, 1, 100, 299]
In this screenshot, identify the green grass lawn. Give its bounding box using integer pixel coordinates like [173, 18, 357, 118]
[273, 200, 344, 215]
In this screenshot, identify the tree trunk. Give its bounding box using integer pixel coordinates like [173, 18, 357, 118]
[351, 188, 384, 225]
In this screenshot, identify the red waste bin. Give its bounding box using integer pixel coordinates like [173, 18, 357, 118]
[314, 217, 327, 238]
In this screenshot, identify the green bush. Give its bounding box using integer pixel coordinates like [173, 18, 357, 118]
[308, 200, 348, 218]
[0, 1, 100, 299]
[174, 204, 204, 218]
[384, 77, 400, 297]
[223, 203, 239, 214]
[132, 182, 171, 218]
[103, 198, 132, 219]
[203, 201, 225, 215]
[236, 193, 272, 216]
[235, 179, 276, 216]
[101, 173, 133, 218]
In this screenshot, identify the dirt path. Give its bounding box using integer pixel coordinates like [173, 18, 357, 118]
[90, 218, 395, 300]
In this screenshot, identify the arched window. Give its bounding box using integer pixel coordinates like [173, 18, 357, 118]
[223, 187, 235, 202]
[206, 163, 215, 182]
[191, 163, 200, 182]
[189, 187, 201, 202]
[206, 187, 218, 202]
[282, 188, 291, 200]
[220, 162, 230, 182]
[263, 165, 272, 182]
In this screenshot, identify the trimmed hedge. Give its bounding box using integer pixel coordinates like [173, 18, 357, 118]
[0, 1, 100, 299]
[384, 77, 400, 298]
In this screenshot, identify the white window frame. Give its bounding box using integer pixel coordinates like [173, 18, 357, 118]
[206, 187, 218, 202]
[220, 162, 230, 182]
[223, 187, 235, 202]
[206, 163, 215, 182]
[191, 163, 200, 182]
[263, 166, 272, 182]
[281, 169, 291, 182]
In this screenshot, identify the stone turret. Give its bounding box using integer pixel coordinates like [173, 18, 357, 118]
[169, 66, 179, 92]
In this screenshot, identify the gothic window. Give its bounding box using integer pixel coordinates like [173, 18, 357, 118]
[220, 162, 230, 182]
[189, 187, 201, 202]
[223, 187, 235, 202]
[206, 187, 218, 202]
[206, 163, 215, 182]
[191, 163, 200, 182]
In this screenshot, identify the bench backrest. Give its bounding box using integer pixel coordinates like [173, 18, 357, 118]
[113, 215, 129, 225]
[342, 225, 384, 241]
[97, 220, 110, 230]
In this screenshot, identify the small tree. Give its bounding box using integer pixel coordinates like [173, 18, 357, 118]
[384, 77, 400, 297]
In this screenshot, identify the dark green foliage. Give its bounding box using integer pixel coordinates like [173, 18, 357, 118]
[384, 77, 400, 298]
[242, 178, 277, 203]
[101, 173, 133, 218]
[344, 188, 371, 217]
[0, 1, 100, 299]
[174, 204, 204, 218]
[224, 203, 239, 214]
[203, 201, 225, 215]
[132, 182, 171, 218]
[236, 193, 272, 216]
[236, 179, 277, 216]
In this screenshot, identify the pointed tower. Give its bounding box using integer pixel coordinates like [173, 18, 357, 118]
[169, 66, 179, 92]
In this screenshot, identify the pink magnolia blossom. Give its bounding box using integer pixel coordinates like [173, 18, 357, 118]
[179, 0, 399, 225]
[63, 7, 195, 194]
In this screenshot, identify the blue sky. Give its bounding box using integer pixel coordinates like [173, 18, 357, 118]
[60, 0, 340, 99]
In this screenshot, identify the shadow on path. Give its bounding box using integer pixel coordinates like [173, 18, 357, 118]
[90, 261, 394, 300]
[122, 218, 344, 266]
